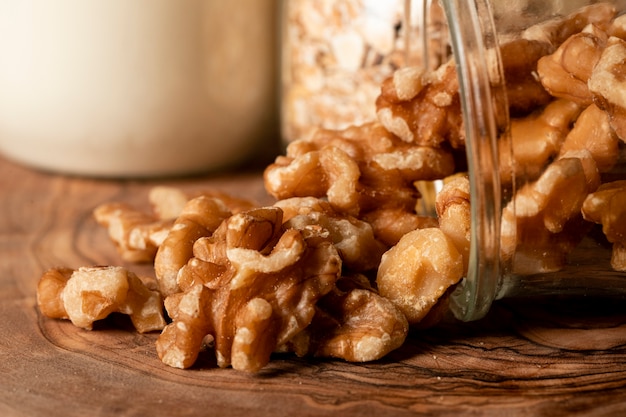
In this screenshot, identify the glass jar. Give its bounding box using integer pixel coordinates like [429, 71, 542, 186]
[281, 0, 626, 322]
[0, 0, 279, 178]
[417, 0, 626, 321]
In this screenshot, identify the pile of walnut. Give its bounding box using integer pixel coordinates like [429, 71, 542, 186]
[37, 3, 626, 373]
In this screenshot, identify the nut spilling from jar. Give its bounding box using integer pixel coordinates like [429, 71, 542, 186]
[37, 3, 626, 372]
[267, 2, 626, 311]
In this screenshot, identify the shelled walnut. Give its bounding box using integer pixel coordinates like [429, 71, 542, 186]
[264, 121, 453, 244]
[582, 180, 626, 271]
[376, 59, 464, 148]
[93, 203, 173, 263]
[376, 227, 464, 325]
[274, 197, 387, 272]
[436, 175, 471, 275]
[501, 99, 583, 181]
[149, 186, 258, 220]
[558, 103, 620, 172]
[536, 26, 608, 105]
[154, 196, 232, 297]
[589, 36, 626, 142]
[37, 266, 166, 333]
[156, 207, 343, 372]
[281, 273, 408, 362]
[93, 187, 258, 264]
[500, 152, 600, 274]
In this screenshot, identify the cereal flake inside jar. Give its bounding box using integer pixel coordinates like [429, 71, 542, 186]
[281, 0, 447, 143]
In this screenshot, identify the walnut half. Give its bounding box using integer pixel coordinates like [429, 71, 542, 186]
[156, 207, 343, 372]
[37, 266, 166, 333]
[376, 228, 464, 325]
[582, 180, 626, 271]
[284, 274, 409, 363]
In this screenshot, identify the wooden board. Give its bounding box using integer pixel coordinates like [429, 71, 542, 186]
[2, 154, 626, 417]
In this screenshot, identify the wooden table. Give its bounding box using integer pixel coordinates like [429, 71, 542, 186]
[2, 153, 626, 417]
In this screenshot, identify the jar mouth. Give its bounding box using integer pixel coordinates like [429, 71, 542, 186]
[427, 1, 626, 321]
[430, 0, 512, 322]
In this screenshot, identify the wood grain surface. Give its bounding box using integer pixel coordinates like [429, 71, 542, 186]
[2, 154, 626, 417]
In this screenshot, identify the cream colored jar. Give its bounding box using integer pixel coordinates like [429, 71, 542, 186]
[0, 0, 278, 177]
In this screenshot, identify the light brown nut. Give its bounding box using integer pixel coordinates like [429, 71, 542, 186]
[582, 180, 626, 271]
[499, 200, 517, 264]
[176, 256, 227, 292]
[559, 103, 620, 172]
[501, 210, 590, 275]
[379, 66, 426, 103]
[499, 38, 554, 115]
[156, 207, 343, 372]
[264, 146, 361, 216]
[37, 266, 166, 333]
[287, 121, 394, 162]
[370, 145, 456, 182]
[272, 196, 333, 222]
[582, 180, 626, 243]
[376, 228, 464, 325]
[563, 25, 609, 82]
[589, 36, 626, 142]
[436, 175, 471, 275]
[357, 163, 424, 215]
[230, 297, 277, 372]
[311, 121, 457, 182]
[376, 59, 464, 148]
[612, 242, 626, 272]
[156, 284, 213, 369]
[317, 146, 362, 215]
[608, 14, 626, 39]
[500, 152, 599, 274]
[560, 149, 602, 193]
[149, 186, 258, 220]
[522, 3, 616, 47]
[148, 186, 191, 220]
[501, 99, 582, 181]
[537, 29, 607, 105]
[513, 155, 594, 234]
[276, 197, 387, 272]
[154, 196, 232, 297]
[93, 203, 173, 263]
[286, 274, 408, 362]
[263, 154, 325, 200]
[264, 122, 455, 219]
[361, 207, 438, 247]
[220, 219, 340, 371]
[37, 267, 73, 319]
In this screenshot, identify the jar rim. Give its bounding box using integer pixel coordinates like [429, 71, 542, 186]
[434, 0, 512, 321]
